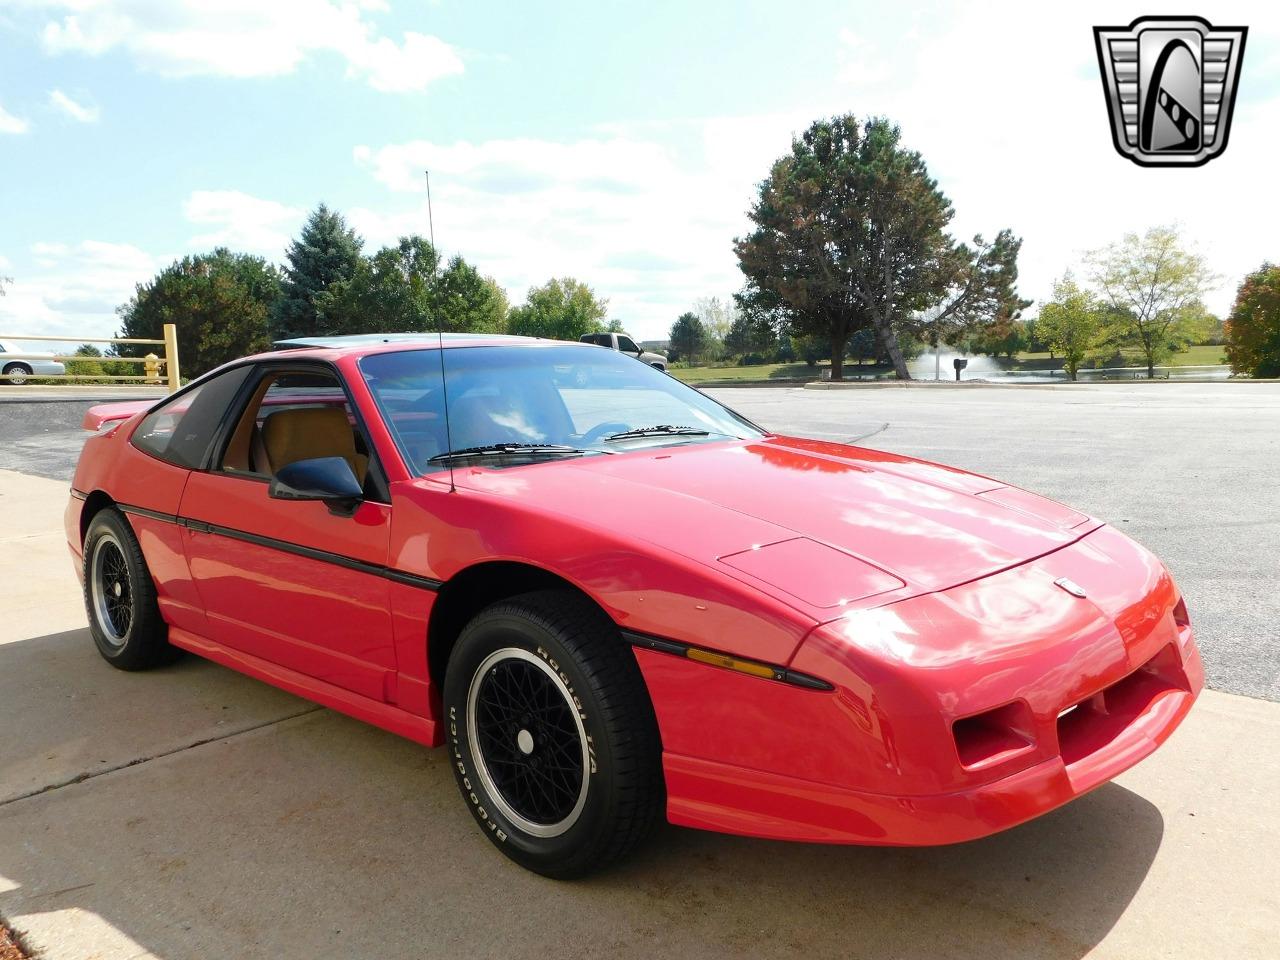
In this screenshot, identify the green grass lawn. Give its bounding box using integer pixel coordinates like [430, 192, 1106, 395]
[671, 360, 895, 383]
[670, 361, 818, 382]
[1010, 344, 1226, 370]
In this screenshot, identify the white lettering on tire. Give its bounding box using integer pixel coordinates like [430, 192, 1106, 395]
[450, 705, 508, 842]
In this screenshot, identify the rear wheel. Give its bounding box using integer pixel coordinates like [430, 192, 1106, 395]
[83, 508, 178, 670]
[2, 363, 32, 385]
[443, 590, 663, 878]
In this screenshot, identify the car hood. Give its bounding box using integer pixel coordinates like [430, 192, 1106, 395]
[457, 435, 1099, 613]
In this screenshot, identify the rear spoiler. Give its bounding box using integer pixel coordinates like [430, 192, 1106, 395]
[82, 400, 157, 432]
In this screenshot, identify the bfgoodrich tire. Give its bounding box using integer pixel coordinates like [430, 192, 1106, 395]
[82, 508, 179, 670]
[444, 590, 663, 878]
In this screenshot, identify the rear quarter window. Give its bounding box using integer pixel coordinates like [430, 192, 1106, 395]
[132, 366, 253, 469]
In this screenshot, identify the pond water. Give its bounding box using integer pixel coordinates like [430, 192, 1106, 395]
[903, 350, 1231, 383]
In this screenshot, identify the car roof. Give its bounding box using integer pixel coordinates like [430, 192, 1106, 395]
[257, 332, 593, 363]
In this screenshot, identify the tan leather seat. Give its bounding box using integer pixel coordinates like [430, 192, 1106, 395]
[260, 407, 367, 484]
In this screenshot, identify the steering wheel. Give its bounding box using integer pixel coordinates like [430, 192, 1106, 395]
[581, 421, 631, 445]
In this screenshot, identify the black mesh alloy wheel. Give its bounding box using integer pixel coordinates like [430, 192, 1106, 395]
[444, 590, 663, 878]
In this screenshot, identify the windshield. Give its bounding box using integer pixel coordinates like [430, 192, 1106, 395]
[359, 344, 764, 474]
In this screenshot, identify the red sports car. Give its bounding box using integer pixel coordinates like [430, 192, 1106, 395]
[65, 334, 1202, 877]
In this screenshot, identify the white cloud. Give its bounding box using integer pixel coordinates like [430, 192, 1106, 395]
[851, 0, 1277, 320]
[184, 190, 304, 257]
[25, 0, 463, 92]
[836, 28, 890, 87]
[0, 100, 29, 134]
[356, 0, 1276, 338]
[0, 240, 162, 340]
[350, 132, 760, 337]
[48, 88, 99, 122]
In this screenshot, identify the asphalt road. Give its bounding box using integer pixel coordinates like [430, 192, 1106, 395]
[2, 382, 1277, 700]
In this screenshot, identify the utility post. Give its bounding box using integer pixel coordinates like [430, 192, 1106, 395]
[163, 323, 180, 393]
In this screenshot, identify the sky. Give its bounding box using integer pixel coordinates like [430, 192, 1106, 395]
[1, 0, 1278, 344]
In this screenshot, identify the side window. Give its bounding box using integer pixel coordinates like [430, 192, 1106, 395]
[132, 366, 253, 469]
[219, 369, 381, 495]
[616, 336, 640, 354]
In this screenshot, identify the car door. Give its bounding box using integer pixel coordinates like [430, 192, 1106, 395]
[178, 364, 397, 702]
[121, 364, 257, 638]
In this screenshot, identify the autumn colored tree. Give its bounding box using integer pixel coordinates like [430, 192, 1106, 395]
[1224, 263, 1280, 379]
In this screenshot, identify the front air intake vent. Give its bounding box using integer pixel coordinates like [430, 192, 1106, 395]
[952, 701, 1035, 770]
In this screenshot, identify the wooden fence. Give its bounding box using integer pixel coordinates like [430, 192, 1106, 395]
[0, 323, 180, 393]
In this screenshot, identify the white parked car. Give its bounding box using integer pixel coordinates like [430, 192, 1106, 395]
[579, 332, 668, 372]
[0, 340, 67, 384]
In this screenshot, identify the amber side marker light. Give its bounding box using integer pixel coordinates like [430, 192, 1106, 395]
[686, 647, 778, 679]
[622, 630, 833, 691]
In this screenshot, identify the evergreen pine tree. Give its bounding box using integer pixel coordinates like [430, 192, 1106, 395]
[271, 204, 364, 340]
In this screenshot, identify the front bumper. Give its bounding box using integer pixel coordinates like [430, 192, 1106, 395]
[658, 637, 1201, 845]
[639, 523, 1204, 845]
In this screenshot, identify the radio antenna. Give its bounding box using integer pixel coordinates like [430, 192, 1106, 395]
[425, 169, 455, 492]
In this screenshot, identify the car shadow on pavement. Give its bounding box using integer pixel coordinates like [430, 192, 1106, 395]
[0, 630, 1164, 960]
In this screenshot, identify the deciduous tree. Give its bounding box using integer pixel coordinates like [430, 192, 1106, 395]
[692, 296, 737, 360]
[315, 237, 509, 336]
[316, 236, 438, 335]
[506, 278, 607, 341]
[1087, 226, 1217, 378]
[1037, 275, 1106, 381]
[116, 249, 280, 378]
[1224, 263, 1280, 379]
[434, 257, 509, 333]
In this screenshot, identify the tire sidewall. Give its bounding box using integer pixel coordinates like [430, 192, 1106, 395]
[83, 510, 148, 662]
[444, 609, 616, 872]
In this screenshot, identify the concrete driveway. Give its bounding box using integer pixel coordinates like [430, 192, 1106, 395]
[2, 382, 1279, 959]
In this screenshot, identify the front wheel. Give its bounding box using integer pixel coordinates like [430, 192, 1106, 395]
[82, 508, 179, 670]
[443, 590, 663, 878]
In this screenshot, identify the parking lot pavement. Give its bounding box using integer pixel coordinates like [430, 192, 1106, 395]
[3, 458, 1280, 959]
[0, 394, 161, 482]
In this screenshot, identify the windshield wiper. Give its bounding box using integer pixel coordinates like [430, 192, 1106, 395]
[604, 425, 712, 442]
[428, 443, 587, 464]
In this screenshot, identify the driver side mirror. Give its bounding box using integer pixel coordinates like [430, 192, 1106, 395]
[269, 456, 363, 516]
